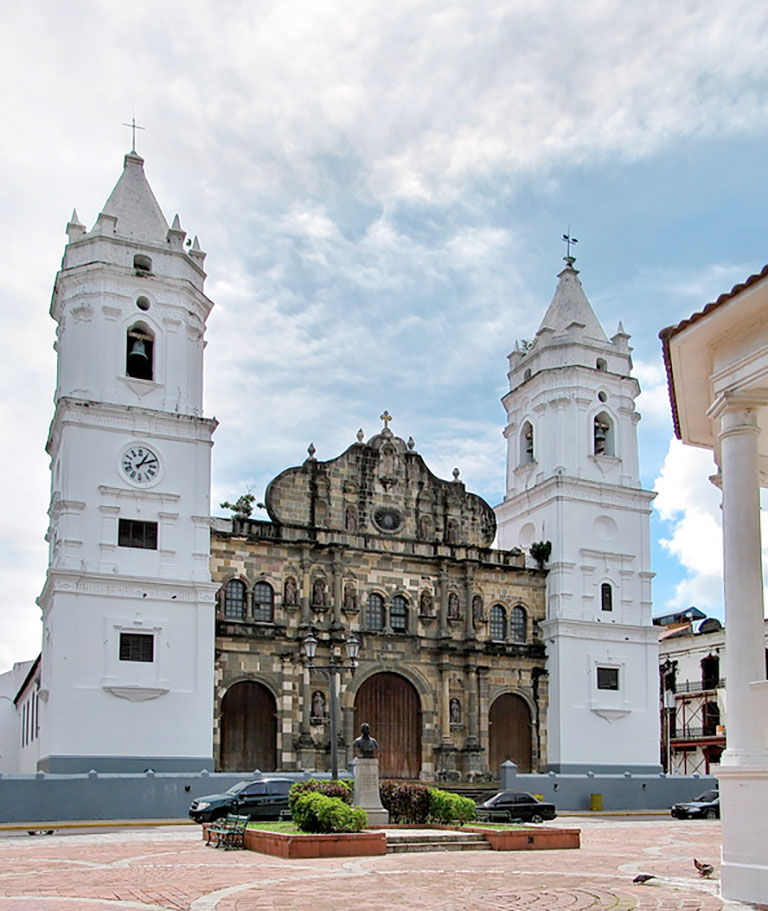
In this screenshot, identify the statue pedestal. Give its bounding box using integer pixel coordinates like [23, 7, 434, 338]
[352, 758, 389, 826]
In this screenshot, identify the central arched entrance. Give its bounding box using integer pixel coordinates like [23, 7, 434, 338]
[220, 681, 277, 772]
[488, 693, 533, 773]
[354, 672, 421, 778]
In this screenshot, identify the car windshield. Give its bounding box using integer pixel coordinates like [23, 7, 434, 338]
[225, 781, 252, 796]
[693, 790, 718, 803]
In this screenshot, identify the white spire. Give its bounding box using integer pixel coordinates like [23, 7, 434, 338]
[536, 264, 608, 343]
[99, 150, 169, 242]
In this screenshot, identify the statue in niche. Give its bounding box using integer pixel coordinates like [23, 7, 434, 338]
[420, 590, 433, 616]
[345, 505, 358, 532]
[419, 515, 433, 540]
[445, 518, 459, 545]
[344, 583, 357, 612]
[448, 592, 460, 619]
[380, 444, 395, 479]
[284, 577, 298, 606]
[472, 595, 484, 623]
[312, 690, 326, 719]
[450, 697, 461, 725]
[312, 578, 326, 608]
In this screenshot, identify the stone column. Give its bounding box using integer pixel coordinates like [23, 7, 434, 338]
[296, 663, 316, 771]
[300, 546, 311, 626]
[331, 549, 342, 629]
[715, 401, 768, 904]
[463, 564, 475, 640]
[438, 564, 449, 637]
[441, 668, 452, 744]
[718, 406, 767, 761]
[466, 664, 479, 748]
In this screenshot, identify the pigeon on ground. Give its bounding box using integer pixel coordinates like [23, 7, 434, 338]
[633, 874, 656, 884]
[694, 858, 714, 878]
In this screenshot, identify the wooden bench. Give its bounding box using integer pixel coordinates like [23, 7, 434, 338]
[205, 814, 249, 850]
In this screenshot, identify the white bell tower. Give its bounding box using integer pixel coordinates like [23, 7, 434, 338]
[495, 257, 659, 773]
[37, 149, 218, 772]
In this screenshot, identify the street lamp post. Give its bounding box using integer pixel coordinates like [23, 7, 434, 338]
[301, 631, 360, 779]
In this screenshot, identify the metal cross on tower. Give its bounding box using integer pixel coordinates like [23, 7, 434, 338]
[380, 410, 393, 431]
[562, 229, 578, 265]
[122, 115, 145, 152]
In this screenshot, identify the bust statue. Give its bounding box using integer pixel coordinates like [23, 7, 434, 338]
[353, 722, 379, 758]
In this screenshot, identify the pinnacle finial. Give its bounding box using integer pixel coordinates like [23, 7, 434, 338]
[452, 467, 460, 482]
[356, 428, 364, 443]
[307, 442, 316, 460]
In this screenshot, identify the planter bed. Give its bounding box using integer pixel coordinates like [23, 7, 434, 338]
[202, 823, 579, 857]
[464, 825, 580, 851]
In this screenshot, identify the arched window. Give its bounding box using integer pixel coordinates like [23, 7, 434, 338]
[391, 595, 408, 633]
[510, 605, 527, 642]
[126, 324, 154, 381]
[601, 582, 613, 612]
[593, 411, 614, 456]
[223, 579, 246, 620]
[134, 253, 153, 273]
[596, 357, 607, 371]
[520, 421, 534, 464]
[252, 581, 274, 622]
[489, 604, 507, 640]
[366, 593, 385, 631]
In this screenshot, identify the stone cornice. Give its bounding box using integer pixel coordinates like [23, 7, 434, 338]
[540, 617, 658, 643]
[38, 569, 218, 607]
[496, 474, 655, 516]
[47, 397, 217, 451]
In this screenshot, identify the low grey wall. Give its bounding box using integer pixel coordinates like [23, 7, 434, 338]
[0, 770, 323, 824]
[0, 765, 717, 824]
[500, 761, 717, 811]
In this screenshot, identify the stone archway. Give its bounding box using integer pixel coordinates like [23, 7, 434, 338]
[488, 693, 533, 774]
[354, 672, 421, 778]
[220, 681, 277, 772]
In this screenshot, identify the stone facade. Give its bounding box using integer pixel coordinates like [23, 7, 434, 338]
[211, 423, 547, 780]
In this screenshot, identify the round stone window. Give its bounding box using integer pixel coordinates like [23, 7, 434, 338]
[373, 507, 403, 533]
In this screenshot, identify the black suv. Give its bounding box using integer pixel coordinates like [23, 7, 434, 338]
[475, 790, 557, 823]
[189, 777, 294, 823]
[670, 789, 719, 820]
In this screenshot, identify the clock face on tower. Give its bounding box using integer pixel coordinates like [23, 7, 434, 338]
[120, 444, 161, 485]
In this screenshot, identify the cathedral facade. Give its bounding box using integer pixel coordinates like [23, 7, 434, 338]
[210, 423, 547, 780]
[23, 149, 658, 778]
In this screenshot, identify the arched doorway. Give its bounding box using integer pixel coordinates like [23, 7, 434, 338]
[354, 672, 421, 778]
[220, 681, 277, 772]
[489, 693, 532, 774]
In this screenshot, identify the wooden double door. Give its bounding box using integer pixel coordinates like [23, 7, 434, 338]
[220, 681, 277, 772]
[488, 693, 533, 773]
[354, 672, 422, 778]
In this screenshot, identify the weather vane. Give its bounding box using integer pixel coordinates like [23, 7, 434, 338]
[562, 228, 578, 265]
[122, 114, 145, 152]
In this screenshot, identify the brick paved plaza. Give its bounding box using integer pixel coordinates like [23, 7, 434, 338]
[0, 817, 761, 911]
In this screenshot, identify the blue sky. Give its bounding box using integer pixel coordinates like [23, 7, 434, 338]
[2, 0, 768, 671]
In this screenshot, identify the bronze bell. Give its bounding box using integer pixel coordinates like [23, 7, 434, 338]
[128, 337, 149, 365]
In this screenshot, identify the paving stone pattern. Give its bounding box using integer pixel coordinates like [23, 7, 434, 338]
[0, 819, 758, 911]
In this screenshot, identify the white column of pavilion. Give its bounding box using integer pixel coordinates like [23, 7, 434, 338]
[661, 265, 768, 906]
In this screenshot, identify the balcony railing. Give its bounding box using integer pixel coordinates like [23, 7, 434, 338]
[674, 677, 725, 694]
[670, 725, 725, 741]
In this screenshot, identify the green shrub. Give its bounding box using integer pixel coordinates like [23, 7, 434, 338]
[427, 788, 476, 825]
[292, 791, 366, 833]
[289, 778, 352, 812]
[379, 781, 430, 824]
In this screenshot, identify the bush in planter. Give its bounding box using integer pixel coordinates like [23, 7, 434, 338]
[427, 788, 476, 825]
[379, 781, 430, 824]
[289, 778, 352, 813]
[292, 792, 367, 833]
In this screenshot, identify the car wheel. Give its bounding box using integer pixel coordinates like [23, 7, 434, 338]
[703, 809, 717, 820]
[530, 814, 543, 824]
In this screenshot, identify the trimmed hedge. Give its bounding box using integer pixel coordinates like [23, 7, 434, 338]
[379, 781, 431, 824]
[291, 792, 367, 833]
[379, 781, 476, 825]
[427, 788, 476, 825]
[288, 778, 353, 812]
